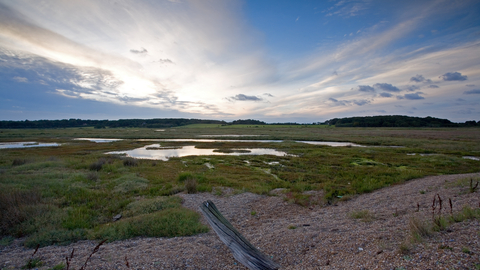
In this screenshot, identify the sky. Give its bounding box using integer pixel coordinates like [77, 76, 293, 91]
[1, 0, 479, 123]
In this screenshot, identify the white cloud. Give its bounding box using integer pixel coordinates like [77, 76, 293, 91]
[0, 0, 276, 117]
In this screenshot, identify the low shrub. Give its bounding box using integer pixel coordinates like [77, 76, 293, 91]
[12, 159, 27, 166]
[86, 171, 98, 182]
[0, 189, 41, 235]
[185, 179, 198, 194]
[123, 157, 138, 167]
[89, 158, 106, 171]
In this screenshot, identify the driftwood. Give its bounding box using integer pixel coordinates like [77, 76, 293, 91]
[200, 200, 280, 270]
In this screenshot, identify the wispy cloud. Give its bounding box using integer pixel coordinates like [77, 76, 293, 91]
[12, 76, 28, 83]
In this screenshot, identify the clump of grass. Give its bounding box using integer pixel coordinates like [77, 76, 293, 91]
[349, 209, 375, 222]
[92, 208, 208, 241]
[450, 205, 480, 222]
[409, 217, 432, 242]
[287, 225, 296, 229]
[47, 262, 66, 270]
[177, 172, 195, 182]
[284, 192, 312, 207]
[22, 257, 44, 269]
[432, 216, 449, 231]
[24, 228, 88, 248]
[462, 247, 472, 254]
[250, 210, 256, 216]
[124, 196, 181, 217]
[398, 242, 410, 255]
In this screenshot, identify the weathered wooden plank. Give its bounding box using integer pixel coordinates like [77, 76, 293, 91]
[199, 200, 280, 270]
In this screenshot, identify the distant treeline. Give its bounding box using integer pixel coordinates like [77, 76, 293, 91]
[1, 116, 478, 129]
[0, 118, 227, 129]
[323, 115, 479, 127]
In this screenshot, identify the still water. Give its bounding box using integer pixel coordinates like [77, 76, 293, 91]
[74, 138, 123, 143]
[107, 144, 292, 161]
[0, 142, 60, 149]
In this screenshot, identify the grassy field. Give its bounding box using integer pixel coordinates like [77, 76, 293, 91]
[0, 126, 479, 247]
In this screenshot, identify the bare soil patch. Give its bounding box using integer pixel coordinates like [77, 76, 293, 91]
[1, 173, 479, 269]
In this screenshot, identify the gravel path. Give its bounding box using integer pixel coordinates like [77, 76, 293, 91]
[1, 173, 479, 269]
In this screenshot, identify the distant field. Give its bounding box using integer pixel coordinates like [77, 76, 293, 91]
[0, 126, 479, 247]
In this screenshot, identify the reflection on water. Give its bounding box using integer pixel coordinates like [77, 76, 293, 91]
[74, 138, 123, 143]
[137, 139, 284, 143]
[107, 144, 291, 161]
[0, 142, 60, 149]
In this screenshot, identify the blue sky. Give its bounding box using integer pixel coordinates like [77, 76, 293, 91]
[1, 0, 479, 123]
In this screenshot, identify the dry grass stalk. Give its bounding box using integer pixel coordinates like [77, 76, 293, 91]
[79, 240, 106, 270]
[470, 178, 479, 193]
[125, 255, 130, 268]
[449, 198, 453, 215]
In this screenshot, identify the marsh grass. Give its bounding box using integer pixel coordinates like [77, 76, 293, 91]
[1, 126, 479, 247]
[407, 205, 480, 247]
[92, 208, 208, 241]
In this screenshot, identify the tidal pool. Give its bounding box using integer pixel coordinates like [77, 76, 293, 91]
[106, 144, 291, 161]
[0, 142, 60, 149]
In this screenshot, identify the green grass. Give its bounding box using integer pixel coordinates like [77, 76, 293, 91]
[0, 126, 479, 247]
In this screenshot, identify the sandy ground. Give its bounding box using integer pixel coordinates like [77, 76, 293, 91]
[1, 172, 479, 270]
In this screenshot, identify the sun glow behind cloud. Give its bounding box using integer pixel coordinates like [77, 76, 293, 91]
[0, 0, 479, 121]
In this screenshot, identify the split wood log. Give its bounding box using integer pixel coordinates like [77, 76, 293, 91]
[200, 200, 280, 270]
